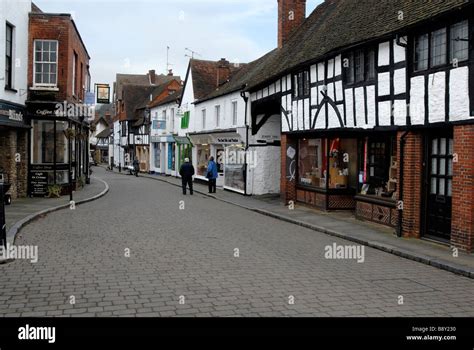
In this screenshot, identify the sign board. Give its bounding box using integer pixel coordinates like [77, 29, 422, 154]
[0, 102, 26, 128]
[30, 171, 48, 196]
[85, 92, 95, 105]
[96, 84, 110, 104]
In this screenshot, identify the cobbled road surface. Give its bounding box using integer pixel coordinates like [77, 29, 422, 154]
[1, 168, 473, 317]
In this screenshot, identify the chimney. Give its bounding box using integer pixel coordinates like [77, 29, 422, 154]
[148, 70, 156, 85]
[217, 58, 231, 87]
[168, 69, 174, 76]
[278, 0, 306, 49]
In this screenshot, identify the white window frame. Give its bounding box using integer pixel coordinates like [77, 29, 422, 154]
[231, 100, 238, 126]
[33, 39, 59, 88]
[202, 108, 207, 129]
[215, 105, 221, 128]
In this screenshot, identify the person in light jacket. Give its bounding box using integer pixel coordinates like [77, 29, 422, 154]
[179, 158, 195, 195]
[206, 156, 218, 194]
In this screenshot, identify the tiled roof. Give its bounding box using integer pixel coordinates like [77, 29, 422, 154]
[245, 0, 470, 90]
[115, 73, 180, 100]
[188, 59, 246, 101]
[149, 88, 183, 109]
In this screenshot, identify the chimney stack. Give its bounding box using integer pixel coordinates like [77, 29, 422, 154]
[148, 70, 156, 85]
[217, 58, 231, 87]
[278, 0, 306, 49]
[168, 69, 174, 76]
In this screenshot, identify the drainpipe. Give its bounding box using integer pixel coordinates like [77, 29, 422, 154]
[397, 131, 409, 237]
[240, 85, 249, 196]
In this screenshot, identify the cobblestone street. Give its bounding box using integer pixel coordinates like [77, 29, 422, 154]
[1, 168, 473, 317]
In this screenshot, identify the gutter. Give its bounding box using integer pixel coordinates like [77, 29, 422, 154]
[397, 131, 409, 237]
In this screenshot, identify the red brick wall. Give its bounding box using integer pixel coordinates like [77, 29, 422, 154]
[28, 14, 90, 103]
[397, 131, 423, 238]
[278, 0, 306, 48]
[452, 125, 474, 253]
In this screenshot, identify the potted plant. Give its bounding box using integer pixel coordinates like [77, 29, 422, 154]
[47, 184, 62, 198]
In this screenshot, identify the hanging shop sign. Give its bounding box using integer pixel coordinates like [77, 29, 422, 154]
[96, 84, 111, 104]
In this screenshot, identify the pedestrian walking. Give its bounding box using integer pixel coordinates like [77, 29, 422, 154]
[133, 157, 140, 177]
[179, 158, 195, 195]
[206, 156, 218, 193]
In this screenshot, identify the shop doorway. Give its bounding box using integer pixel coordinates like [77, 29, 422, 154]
[423, 132, 453, 242]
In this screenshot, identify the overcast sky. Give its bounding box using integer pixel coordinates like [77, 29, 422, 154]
[34, 0, 323, 89]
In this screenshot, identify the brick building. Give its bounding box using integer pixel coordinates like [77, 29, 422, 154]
[0, 0, 32, 201]
[26, 5, 92, 196]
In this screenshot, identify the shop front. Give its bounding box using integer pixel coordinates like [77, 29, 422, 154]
[285, 131, 398, 228]
[174, 136, 192, 176]
[27, 102, 91, 197]
[0, 101, 29, 199]
[188, 131, 246, 193]
[150, 135, 175, 175]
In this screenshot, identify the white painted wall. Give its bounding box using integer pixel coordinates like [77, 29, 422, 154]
[194, 91, 245, 132]
[179, 68, 195, 136]
[0, 0, 30, 106]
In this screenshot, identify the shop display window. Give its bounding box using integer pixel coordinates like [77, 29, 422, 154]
[298, 138, 327, 188]
[32, 120, 55, 164]
[196, 145, 210, 176]
[224, 146, 245, 192]
[328, 138, 358, 190]
[56, 121, 68, 164]
[154, 143, 161, 168]
[216, 148, 225, 174]
[358, 136, 397, 199]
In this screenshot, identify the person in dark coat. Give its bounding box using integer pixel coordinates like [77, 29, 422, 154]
[133, 157, 140, 177]
[206, 156, 218, 193]
[179, 158, 195, 195]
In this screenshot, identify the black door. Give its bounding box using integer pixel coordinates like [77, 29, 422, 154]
[425, 134, 453, 242]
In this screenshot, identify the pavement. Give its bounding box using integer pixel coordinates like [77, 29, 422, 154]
[109, 167, 474, 279]
[2, 174, 108, 249]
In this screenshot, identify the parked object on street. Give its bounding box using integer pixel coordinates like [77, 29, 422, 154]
[179, 158, 195, 195]
[206, 156, 218, 194]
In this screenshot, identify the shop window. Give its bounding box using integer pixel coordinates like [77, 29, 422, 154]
[34, 40, 58, 87]
[359, 137, 397, 198]
[32, 120, 55, 164]
[216, 148, 225, 173]
[328, 138, 358, 190]
[154, 143, 161, 168]
[298, 138, 327, 189]
[56, 121, 69, 164]
[224, 145, 246, 192]
[196, 145, 210, 176]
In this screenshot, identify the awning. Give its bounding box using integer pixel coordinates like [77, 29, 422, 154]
[174, 136, 192, 145]
[188, 134, 213, 145]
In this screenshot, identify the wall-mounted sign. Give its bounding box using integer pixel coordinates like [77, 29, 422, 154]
[85, 92, 95, 105]
[96, 84, 110, 104]
[0, 102, 26, 127]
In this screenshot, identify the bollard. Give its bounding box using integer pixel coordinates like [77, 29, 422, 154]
[0, 184, 6, 248]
